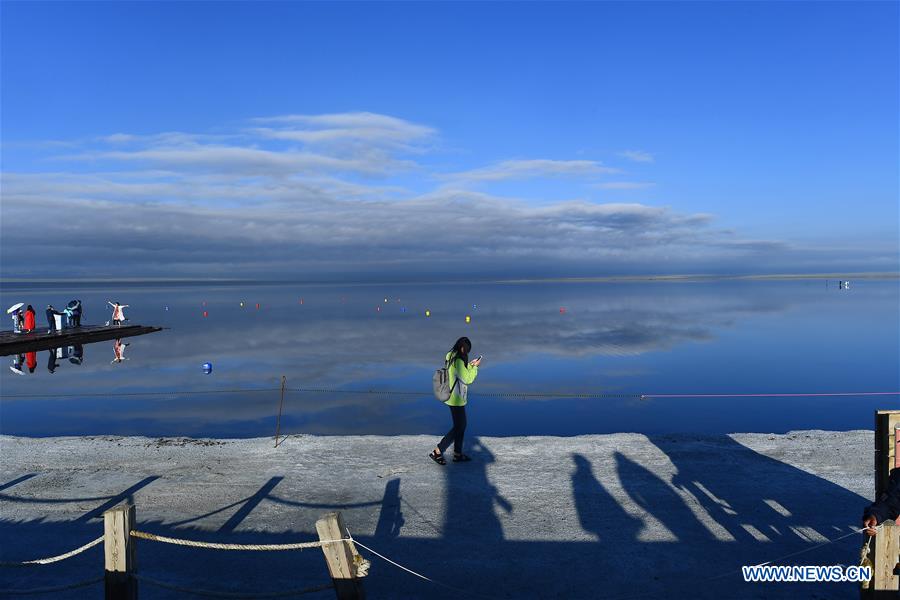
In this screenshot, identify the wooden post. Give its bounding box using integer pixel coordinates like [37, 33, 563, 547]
[316, 511, 368, 599]
[871, 520, 900, 593]
[274, 375, 286, 448]
[104, 503, 137, 600]
[874, 411, 900, 498]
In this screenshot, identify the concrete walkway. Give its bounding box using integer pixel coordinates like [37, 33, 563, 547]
[0, 431, 875, 598]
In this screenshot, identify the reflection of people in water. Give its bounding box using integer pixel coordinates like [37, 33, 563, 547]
[47, 350, 59, 374]
[111, 339, 130, 363]
[70, 344, 84, 365]
[11, 353, 25, 374]
[25, 351, 37, 373]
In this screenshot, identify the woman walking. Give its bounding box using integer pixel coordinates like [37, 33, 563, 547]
[430, 336, 481, 465]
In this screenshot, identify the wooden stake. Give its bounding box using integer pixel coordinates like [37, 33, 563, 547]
[871, 520, 900, 593]
[316, 512, 368, 599]
[875, 411, 900, 498]
[274, 375, 286, 448]
[104, 503, 137, 600]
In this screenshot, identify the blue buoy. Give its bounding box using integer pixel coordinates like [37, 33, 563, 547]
[202, 362, 212, 374]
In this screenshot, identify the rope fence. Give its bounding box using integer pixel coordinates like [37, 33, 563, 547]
[0, 509, 892, 599]
[0, 535, 102, 567]
[3, 386, 898, 400]
[130, 529, 349, 551]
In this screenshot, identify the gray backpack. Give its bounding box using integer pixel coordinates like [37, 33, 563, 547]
[432, 358, 459, 402]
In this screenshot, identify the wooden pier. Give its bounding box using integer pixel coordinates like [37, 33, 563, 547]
[0, 324, 163, 356]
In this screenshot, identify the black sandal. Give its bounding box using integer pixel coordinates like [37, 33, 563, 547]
[453, 453, 472, 462]
[429, 450, 447, 465]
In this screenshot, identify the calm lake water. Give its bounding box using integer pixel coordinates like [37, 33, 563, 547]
[0, 280, 897, 437]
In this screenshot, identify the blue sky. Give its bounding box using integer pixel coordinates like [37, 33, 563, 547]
[1, 1, 897, 280]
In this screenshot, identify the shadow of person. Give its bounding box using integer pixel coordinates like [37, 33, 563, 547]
[373, 478, 404, 540]
[651, 434, 868, 565]
[441, 438, 511, 543]
[615, 450, 717, 542]
[571, 453, 642, 543]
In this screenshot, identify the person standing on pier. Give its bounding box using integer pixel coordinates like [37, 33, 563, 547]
[108, 301, 129, 326]
[10, 308, 23, 333]
[430, 336, 481, 465]
[46, 305, 63, 333]
[863, 468, 900, 535]
[23, 305, 36, 332]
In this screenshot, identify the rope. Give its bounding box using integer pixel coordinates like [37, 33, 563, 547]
[0, 576, 103, 595]
[0, 536, 103, 567]
[729, 525, 874, 572]
[130, 530, 349, 551]
[3, 386, 897, 400]
[133, 574, 332, 598]
[1, 388, 281, 398]
[642, 392, 900, 399]
[348, 533, 499, 600]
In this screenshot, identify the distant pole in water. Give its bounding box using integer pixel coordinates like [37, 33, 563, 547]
[274, 375, 286, 448]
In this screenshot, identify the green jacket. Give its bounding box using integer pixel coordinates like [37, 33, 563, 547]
[445, 351, 478, 406]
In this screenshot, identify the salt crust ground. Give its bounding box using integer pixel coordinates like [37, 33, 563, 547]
[0, 431, 875, 599]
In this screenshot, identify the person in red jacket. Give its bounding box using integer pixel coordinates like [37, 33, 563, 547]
[23, 305, 36, 332]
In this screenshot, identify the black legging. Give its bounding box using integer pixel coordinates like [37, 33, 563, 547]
[437, 405, 467, 455]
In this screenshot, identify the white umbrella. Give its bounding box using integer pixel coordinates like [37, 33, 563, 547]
[6, 302, 24, 314]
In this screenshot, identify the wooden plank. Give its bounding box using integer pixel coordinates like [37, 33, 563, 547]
[104, 503, 137, 600]
[875, 411, 900, 498]
[872, 520, 900, 591]
[316, 511, 367, 600]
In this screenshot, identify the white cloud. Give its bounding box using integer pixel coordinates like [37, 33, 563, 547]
[443, 159, 619, 183]
[618, 150, 654, 163]
[1, 112, 857, 279]
[249, 111, 435, 150]
[594, 182, 656, 190]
